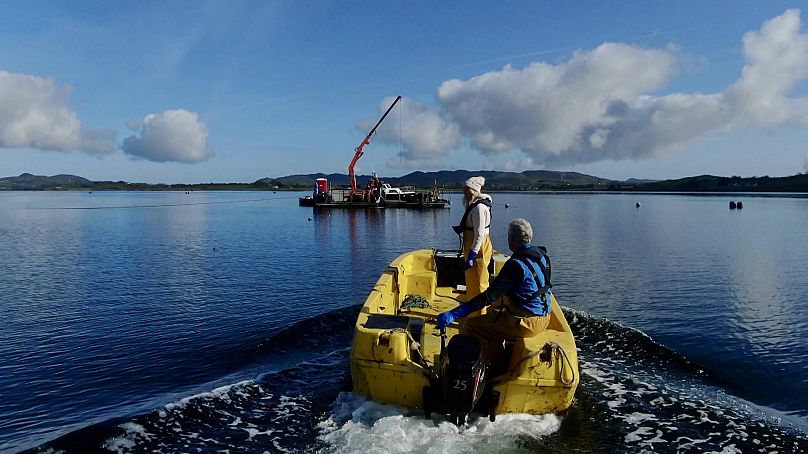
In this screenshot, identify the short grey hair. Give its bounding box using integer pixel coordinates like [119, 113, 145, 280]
[508, 218, 533, 244]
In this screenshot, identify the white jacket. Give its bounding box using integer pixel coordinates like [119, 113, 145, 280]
[465, 194, 492, 253]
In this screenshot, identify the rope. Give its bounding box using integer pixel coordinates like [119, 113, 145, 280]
[384, 327, 437, 379]
[401, 294, 431, 310]
[505, 349, 541, 377]
[434, 290, 464, 304]
[554, 342, 576, 387]
[502, 341, 576, 387]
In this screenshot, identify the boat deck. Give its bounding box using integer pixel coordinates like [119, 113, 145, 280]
[398, 285, 466, 367]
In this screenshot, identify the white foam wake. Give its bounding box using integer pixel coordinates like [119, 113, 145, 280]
[317, 392, 562, 453]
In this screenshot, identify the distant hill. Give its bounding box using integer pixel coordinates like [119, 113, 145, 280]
[0, 173, 93, 190]
[0, 173, 251, 191]
[639, 174, 808, 192]
[3, 171, 808, 192]
[259, 169, 613, 190]
[625, 178, 660, 184]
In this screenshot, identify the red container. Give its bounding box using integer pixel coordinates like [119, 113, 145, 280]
[316, 178, 329, 194]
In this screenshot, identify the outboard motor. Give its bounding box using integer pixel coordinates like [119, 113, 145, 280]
[440, 334, 486, 425]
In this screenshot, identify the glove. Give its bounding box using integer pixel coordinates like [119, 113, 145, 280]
[465, 251, 478, 269]
[437, 303, 476, 330]
[437, 312, 455, 330]
[452, 225, 463, 235]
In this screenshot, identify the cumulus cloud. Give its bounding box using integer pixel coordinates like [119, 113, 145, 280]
[0, 71, 115, 155]
[365, 97, 460, 167]
[381, 9, 808, 168]
[439, 43, 678, 158]
[726, 9, 808, 126]
[122, 109, 213, 163]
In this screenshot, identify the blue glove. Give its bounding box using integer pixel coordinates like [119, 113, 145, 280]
[465, 251, 478, 269]
[437, 312, 455, 330]
[452, 225, 463, 235]
[437, 303, 476, 330]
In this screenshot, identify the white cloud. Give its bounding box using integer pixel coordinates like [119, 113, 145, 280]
[0, 71, 115, 155]
[726, 9, 808, 126]
[122, 109, 213, 163]
[438, 43, 677, 158]
[414, 9, 808, 168]
[369, 96, 460, 163]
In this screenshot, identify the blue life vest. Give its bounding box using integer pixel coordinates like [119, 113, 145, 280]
[508, 244, 553, 316]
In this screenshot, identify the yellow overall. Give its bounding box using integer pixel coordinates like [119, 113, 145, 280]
[462, 297, 550, 367]
[463, 229, 493, 299]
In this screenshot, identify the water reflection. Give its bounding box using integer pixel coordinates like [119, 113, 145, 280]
[2, 191, 807, 452]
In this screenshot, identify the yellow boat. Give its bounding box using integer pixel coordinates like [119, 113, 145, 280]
[350, 249, 579, 424]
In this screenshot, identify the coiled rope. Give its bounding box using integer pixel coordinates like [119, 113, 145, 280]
[552, 342, 576, 386]
[401, 294, 431, 310]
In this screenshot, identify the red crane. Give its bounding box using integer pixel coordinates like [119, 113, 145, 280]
[348, 96, 402, 197]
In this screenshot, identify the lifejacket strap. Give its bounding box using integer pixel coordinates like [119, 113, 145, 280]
[457, 199, 492, 231]
[512, 254, 553, 314]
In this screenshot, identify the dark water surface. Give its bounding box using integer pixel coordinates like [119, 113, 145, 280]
[1, 191, 806, 453]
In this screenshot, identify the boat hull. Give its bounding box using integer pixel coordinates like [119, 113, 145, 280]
[350, 249, 579, 417]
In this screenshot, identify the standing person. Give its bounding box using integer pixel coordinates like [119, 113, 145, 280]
[452, 176, 493, 299]
[438, 218, 552, 369]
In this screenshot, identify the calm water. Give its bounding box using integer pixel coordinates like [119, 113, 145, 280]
[1, 190, 806, 453]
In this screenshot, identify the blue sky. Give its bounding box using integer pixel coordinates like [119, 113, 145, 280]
[1, 1, 807, 183]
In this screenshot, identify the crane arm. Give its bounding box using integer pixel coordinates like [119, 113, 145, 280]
[349, 96, 402, 195]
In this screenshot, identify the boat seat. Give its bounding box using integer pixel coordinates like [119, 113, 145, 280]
[403, 272, 436, 300]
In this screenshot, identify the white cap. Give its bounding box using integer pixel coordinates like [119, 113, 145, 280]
[464, 176, 485, 193]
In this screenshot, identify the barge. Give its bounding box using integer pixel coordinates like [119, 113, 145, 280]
[299, 96, 449, 209]
[299, 175, 449, 208]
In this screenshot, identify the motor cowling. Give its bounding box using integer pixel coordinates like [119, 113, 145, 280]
[441, 334, 486, 416]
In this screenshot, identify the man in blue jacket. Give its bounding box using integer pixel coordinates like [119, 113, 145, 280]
[437, 218, 552, 368]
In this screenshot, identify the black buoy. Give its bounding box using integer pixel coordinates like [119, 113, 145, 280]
[505, 203, 510, 208]
[737, 201, 743, 209]
[635, 202, 641, 208]
[729, 201, 737, 209]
